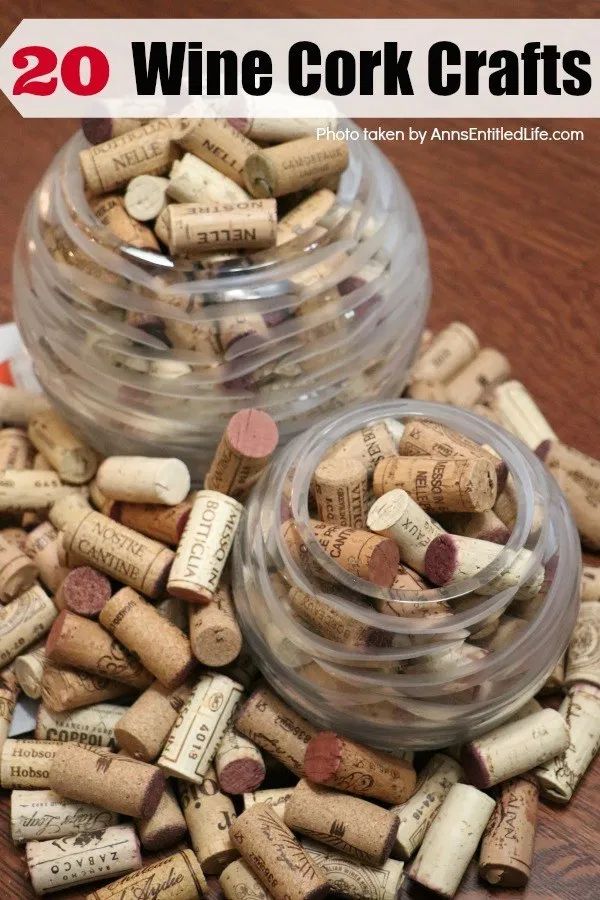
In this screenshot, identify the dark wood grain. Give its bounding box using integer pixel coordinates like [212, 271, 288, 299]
[0, 2, 598, 899]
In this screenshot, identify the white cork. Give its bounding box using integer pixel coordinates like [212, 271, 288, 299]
[565, 602, 600, 688]
[25, 823, 141, 894]
[489, 380, 557, 449]
[124, 174, 170, 221]
[168, 153, 250, 204]
[28, 410, 97, 485]
[168, 490, 243, 602]
[462, 707, 570, 788]
[410, 322, 479, 385]
[0, 385, 49, 425]
[409, 783, 495, 897]
[159, 673, 243, 783]
[11, 789, 118, 843]
[0, 470, 76, 513]
[243, 787, 293, 818]
[14, 643, 46, 699]
[536, 686, 600, 804]
[367, 489, 445, 574]
[96, 456, 191, 505]
[302, 838, 405, 900]
[391, 753, 463, 860]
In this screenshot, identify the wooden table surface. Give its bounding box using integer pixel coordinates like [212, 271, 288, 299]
[0, 2, 598, 898]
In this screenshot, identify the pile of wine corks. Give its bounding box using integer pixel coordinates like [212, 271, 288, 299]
[79, 117, 348, 259]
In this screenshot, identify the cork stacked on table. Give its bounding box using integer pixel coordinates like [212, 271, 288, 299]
[0, 313, 598, 898]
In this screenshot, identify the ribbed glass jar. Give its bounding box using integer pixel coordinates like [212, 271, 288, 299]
[13, 127, 429, 474]
[232, 399, 581, 750]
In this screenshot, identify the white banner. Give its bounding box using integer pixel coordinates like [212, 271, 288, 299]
[0, 19, 598, 118]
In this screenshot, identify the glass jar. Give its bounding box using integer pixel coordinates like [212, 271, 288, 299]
[232, 399, 581, 751]
[12, 127, 429, 475]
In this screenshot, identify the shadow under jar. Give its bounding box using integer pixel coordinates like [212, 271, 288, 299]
[12, 126, 429, 474]
[232, 399, 581, 751]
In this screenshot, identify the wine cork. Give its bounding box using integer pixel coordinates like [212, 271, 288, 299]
[80, 119, 185, 195]
[244, 136, 348, 198]
[81, 117, 149, 143]
[28, 410, 97, 484]
[41, 662, 130, 713]
[243, 787, 293, 818]
[24, 523, 69, 594]
[111, 499, 192, 545]
[219, 313, 269, 355]
[220, 859, 268, 900]
[536, 685, 600, 804]
[565, 602, 600, 688]
[179, 767, 238, 874]
[0, 385, 49, 425]
[397, 419, 507, 491]
[167, 199, 277, 255]
[88, 478, 114, 514]
[302, 838, 405, 900]
[99, 587, 195, 690]
[179, 118, 259, 185]
[11, 789, 118, 843]
[26, 824, 141, 895]
[309, 519, 399, 587]
[124, 174, 169, 221]
[304, 732, 416, 804]
[1, 738, 58, 788]
[390, 753, 463, 860]
[159, 673, 243, 783]
[479, 775, 538, 887]
[189, 583, 243, 667]
[0, 427, 33, 470]
[235, 686, 316, 777]
[35, 701, 122, 749]
[367, 489, 445, 574]
[410, 322, 479, 384]
[49, 492, 91, 531]
[0, 673, 18, 762]
[168, 491, 243, 603]
[445, 348, 511, 408]
[373, 456, 498, 514]
[137, 782, 187, 852]
[409, 783, 495, 897]
[492, 474, 518, 531]
[0, 526, 28, 552]
[231, 117, 337, 143]
[154, 205, 171, 245]
[582, 565, 600, 603]
[55, 566, 112, 617]
[405, 379, 450, 403]
[50, 744, 165, 817]
[0, 532, 38, 602]
[314, 458, 368, 529]
[0, 469, 75, 514]
[440, 509, 510, 545]
[156, 595, 188, 631]
[277, 189, 336, 245]
[63, 509, 175, 598]
[205, 409, 279, 499]
[538, 439, 600, 497]
[214, 726, 266, 795]
[90, 193, 160, 250]
[322, 421, 398, 475]
[284, 779, 399, 866]
[169, 153, 250, 204]
[0, 583, 56, 666]
[288, 586, 390, 648]
[115, 678, 193, 761]
[85, 848, 206, 900]
[14, 642, 46, 698]
[461, 707, 570, 788]
[489, 380, 557, 449]
[425, 534, 544, 599]
[46, 610, 152, 689]
[97, 456, 191, 505]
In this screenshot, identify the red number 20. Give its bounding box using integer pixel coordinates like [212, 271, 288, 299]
[13, 45, 109, 96]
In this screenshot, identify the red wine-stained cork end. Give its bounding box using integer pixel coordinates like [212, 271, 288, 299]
[424, 534, 458, 586]
[81, 118, 113, 144]
[460, 744, 492, 789]
[141, 821, 188, 853]
[218, 759, 266, 794]
[141, 768, 167, 819]
[369, 539, 400, 587]
[303, 731, 343, 783]
[227, 408, 279, 459]
[535, 439, 551, 461]
[227, 118, 250, 132]
[62, 566, 112, 617]
[45, 609, 69, 655]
